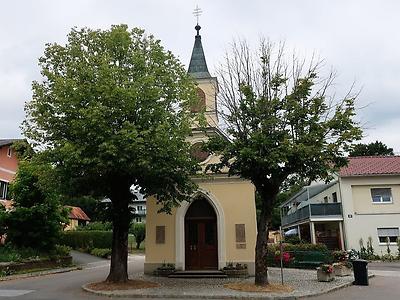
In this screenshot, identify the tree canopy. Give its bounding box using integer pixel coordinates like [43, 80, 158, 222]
[23, 25, 199, 282]
[349, 140, 394, 156]
[207, 40, 362, 285]
[5, 161, 68, 251]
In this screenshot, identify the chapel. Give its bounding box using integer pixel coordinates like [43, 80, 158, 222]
[144, 23, 257, 275]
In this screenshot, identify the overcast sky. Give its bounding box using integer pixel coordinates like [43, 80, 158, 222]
[1, 0, 399, 152]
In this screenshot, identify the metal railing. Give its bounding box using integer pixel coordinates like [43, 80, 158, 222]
[282, 203, 342, 226]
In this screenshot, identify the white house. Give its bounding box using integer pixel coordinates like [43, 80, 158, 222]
[281, 156, 400, 254]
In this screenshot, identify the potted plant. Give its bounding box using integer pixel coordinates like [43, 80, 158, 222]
[222, 262, 249, 278]
[317, 264, 335, 282]
[332, 250, 352, 277]
[153, 263, 176, 277]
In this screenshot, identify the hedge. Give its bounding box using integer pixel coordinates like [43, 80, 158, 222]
[268, 243, 328, 252]
[60, 230, 112, 250]
[266, 243, 332, 269]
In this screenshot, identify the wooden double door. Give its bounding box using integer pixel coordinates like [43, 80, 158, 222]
[185, 219, 218, 270]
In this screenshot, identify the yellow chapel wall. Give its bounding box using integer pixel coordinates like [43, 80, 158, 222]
[144, 177, 257, 275]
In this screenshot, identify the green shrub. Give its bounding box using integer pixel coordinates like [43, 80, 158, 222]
[284, 235, 306, 245]
[5, 162, 68, 251]
[268, 243, 328, 253]
[129, 223, 145, 249]
[90, 248, 112, 258]
[52, 244, 71, 257]
[0, 245, 42, 262]
[60, 230, 112, 250]
[77, 221, 112, 231]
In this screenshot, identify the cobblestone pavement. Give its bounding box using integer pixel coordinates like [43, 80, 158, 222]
[84, 268, 354, 299]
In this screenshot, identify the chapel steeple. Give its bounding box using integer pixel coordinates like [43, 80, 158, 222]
[188, 24, 211, 79]
[187, 12, 219, 128]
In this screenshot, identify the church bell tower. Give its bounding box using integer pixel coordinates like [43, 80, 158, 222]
[187, 22, 219, 128]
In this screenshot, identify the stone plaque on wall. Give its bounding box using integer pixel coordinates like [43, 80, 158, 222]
[235, 224, 246, 243]
[156, 226, 165, 244]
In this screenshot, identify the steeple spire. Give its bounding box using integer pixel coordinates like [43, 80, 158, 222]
[188, 6, 211, 79]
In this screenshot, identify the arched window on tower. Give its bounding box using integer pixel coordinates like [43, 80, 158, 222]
[191, 88, 206, 113]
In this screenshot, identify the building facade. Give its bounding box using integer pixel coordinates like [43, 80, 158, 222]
[281, 156, 400, 254]
[132, 193, 147, 223]
[0, 139, 20, 200]
[144, 24, 257, 275]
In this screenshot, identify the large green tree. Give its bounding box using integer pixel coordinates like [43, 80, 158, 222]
[350, 140, 394, 156]
[207, 40, 362, 285]
[23, 25, 199, 282]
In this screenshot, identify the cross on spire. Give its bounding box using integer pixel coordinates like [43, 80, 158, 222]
[193, 5, 202, 25]
[193, 5, 203, 35]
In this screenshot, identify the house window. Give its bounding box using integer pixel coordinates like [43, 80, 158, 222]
[332, 192, 338, 203]
[371, 188, 393, 203]
[137, 206, 142, 211]
[136, 217, 142, 223]
[377, 228, 399, 244]
[323, 196, 328, 203]
[7, 147, 12, 157]
[0, 181, 8, 199]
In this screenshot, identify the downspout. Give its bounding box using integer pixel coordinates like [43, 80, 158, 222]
[337, 178, 348, 250]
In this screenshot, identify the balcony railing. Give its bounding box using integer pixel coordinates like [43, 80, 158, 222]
[282, 203, 342, 226]
[135, 209, 147, 216]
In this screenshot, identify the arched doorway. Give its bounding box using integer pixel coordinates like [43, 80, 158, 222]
[185, 197, 218, 270]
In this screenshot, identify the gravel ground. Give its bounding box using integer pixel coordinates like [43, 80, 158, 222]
[83, 268, 355, 299]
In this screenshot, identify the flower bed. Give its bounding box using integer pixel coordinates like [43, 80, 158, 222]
[0, 256, 72, 275]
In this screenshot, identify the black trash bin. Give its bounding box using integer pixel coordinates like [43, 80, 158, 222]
[352, 259, 368, 285]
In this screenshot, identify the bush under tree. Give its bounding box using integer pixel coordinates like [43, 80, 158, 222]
[130, 223, 145, 249]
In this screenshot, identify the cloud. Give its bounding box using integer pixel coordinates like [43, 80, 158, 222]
[0, 0, 399, 151]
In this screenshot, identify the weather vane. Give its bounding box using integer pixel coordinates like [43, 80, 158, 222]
[193, 5, 203, 25]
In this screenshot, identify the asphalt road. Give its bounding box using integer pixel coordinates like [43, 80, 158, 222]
[308, 262, 400, 300]
[0, 252, 143, 300]
[0, 254, 398, 299]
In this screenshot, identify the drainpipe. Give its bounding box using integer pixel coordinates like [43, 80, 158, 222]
[310, 222, 316, 244]
[337, 178, 347, 250]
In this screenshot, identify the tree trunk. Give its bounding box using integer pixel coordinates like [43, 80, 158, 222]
[106, 187, 131, 283]
[136, 241, 140, 250]
[254, 186, 278, 286]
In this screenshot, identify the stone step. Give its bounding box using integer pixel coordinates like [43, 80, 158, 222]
[168, 270, 228, 278]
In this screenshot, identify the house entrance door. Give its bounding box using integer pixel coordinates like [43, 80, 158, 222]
[185, 198, 218, 270]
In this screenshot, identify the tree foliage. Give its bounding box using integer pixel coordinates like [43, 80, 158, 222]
[349, 140, 394, 157]
[23, 25, 199, 282]
[5, 161, 68, 251]
[207, 40, 362, 285]
[129, 223, 146, 249]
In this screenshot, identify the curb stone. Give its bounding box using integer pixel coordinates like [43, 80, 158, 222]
[82, 275, 375, 299]
[0, 266, 81, 282]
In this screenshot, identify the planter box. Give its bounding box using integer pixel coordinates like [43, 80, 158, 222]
[153, 268, 175, 277]
[317, 267, 335, 282]
[222, 268, 249, 278]
[333, 263, 352, 277]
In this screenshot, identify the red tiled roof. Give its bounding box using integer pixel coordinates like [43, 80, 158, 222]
[66, 206, 90, 221]
[340, 156, 400, 177]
